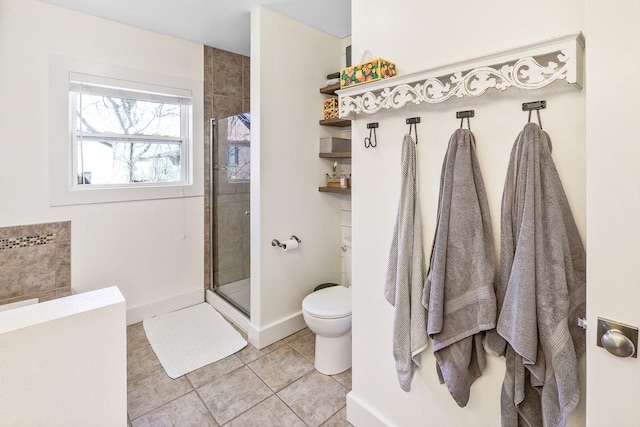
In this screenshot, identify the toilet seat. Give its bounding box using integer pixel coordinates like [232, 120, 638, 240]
[302, 286, 351, 319]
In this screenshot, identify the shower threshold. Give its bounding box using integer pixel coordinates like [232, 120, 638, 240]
[213, 278, 250, 317]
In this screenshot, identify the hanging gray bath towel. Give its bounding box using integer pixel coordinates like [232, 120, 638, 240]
[487, 122, 586, 427]
[385, 134, 429, 392]
[422, 128, 497, 407]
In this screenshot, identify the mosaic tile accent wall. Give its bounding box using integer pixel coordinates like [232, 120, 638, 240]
[204, 46, 250, 290]
[0, 221, 71, 306]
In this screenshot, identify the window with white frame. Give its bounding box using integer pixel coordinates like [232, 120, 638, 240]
[49, 56, 203, 206]
[69, 75, 191, 187]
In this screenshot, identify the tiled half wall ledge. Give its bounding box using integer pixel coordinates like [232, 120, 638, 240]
[0, 221, 71, 306]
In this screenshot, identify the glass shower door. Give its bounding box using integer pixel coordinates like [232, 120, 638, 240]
[210, 113, 251, 316]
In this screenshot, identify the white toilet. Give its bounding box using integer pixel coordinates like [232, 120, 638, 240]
[302, 236, 352, 375]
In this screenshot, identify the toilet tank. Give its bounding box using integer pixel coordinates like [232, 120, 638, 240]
[342, 236, 352, 285]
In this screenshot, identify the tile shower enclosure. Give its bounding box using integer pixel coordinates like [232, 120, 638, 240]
[204, 46, 250, 290]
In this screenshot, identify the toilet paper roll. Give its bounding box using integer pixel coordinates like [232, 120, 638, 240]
[282, 239, 299, 251]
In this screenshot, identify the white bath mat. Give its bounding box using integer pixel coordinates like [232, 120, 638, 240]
[143, 303, 247, 379]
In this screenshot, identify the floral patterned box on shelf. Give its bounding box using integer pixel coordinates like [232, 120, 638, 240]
[340, 58, 396, 89]
[323, 98, 340, 119]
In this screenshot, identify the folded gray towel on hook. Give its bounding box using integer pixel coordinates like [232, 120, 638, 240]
[422, 128, 497, 407]
[489, 122, 586, 427]
[385, 134, 429, 392]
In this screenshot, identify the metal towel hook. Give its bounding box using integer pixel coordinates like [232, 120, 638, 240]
[365, 122, 378, 148]
[406, 117, 420, 144]
[522, 100, 546, 129]
[456, 110, 475, 131]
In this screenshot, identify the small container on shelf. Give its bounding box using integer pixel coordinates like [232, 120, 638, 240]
[339, 171, 349, 189]
[319, 137, 351, 154]
[340, 57, 396, 89]
[326, 178, 341, 188]
[323, 98, 340, 120]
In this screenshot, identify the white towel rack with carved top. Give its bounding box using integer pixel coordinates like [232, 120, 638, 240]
[337, 32, 584, 119]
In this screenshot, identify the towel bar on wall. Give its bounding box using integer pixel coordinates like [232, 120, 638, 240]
[338, 32, 584, 118]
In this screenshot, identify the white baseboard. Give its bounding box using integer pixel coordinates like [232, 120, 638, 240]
[126, 288, 204, 325]
[205, 289, 249, 333]
[248, 310, 307, 350]
[347, 391, 395, 427]
[205, 290, 306, 350]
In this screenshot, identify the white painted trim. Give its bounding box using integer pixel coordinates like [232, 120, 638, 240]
[346, 392, 396, 427]
[248, 310, 307, 350]
[205, 289, 250, 333]
[126, 288, 203, 325]
[49, 54, 204, 206]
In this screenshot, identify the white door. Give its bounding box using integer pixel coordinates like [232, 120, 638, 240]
[586, 1, 640, 424]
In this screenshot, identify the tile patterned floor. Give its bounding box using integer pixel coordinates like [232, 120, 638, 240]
[127, 320, 353, 426]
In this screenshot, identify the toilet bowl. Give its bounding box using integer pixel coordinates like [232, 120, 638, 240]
[302, 236, 352, 375]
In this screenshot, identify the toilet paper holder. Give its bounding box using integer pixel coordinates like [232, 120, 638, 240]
[271, 235, 302, 249]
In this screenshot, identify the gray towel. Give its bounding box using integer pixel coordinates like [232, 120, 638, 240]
[422, 128, 497, 407]
[491, 123, 586, 427]
[385, 134, 429, 392]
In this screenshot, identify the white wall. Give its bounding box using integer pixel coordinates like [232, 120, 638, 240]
[349, 1, 586, 426]
[0, 0, 204, 323]
[585, 1, 640, 424]
[0, 287, 126, 426]
[340, 36, 353, 285]
[250, 7, 345, 347]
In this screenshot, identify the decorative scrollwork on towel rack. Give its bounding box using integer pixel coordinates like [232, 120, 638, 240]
[338, 32, 584, 119]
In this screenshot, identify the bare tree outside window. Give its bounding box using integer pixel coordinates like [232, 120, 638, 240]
[73, 89, 185, 186]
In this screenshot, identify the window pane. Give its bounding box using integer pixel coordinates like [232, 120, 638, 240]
[76, 94, 181, 137]
[225, 114, 250, 183]
[76, 139, 181, 185]
[227, 145, 250, 182]
[228, 146, 238, 166]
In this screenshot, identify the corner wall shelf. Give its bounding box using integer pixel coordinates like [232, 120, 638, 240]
[338, 32, 585, 118]
[319, 118, 351, 127]
[320, 83, 341, 95]
[319, 152, 351, 159]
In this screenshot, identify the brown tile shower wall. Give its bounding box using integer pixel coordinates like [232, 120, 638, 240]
[0, 221, 71, 306]
[204, 46, 250, 290]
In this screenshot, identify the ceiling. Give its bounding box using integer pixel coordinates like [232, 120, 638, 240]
[37, 0, 352, 57]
